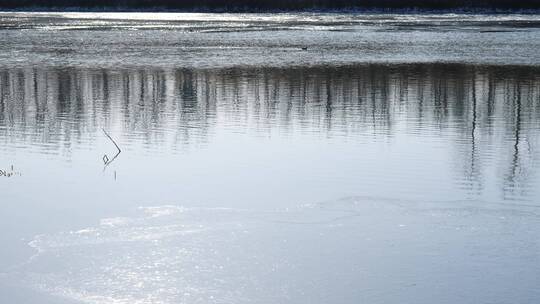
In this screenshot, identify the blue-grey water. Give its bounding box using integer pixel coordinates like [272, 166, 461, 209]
[0, 12, 539, 304]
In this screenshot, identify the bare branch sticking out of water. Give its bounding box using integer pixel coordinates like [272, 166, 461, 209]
[102, 128, 121, 168]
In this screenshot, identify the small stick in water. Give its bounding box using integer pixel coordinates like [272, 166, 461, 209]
[102, 128, 121, 168]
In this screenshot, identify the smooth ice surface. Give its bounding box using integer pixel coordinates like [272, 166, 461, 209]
[8, 200, 540, 304]
[0, 12, 540, 304]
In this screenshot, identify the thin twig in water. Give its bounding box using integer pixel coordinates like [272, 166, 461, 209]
[102, 128, 121, 169]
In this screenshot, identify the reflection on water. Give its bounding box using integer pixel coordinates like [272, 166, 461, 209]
[1, 63, 540, 304]
[1, 64, 539, 201]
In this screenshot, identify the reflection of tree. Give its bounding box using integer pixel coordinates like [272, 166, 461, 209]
[465, 71, 482, 195]
[0, 64, 539, 199]
[502, 79, 538, 200]
[507, 84, 522, 191]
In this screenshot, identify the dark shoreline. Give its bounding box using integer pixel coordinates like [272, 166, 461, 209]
[1, 7, 540, 14]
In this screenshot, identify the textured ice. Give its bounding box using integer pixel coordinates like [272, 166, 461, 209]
[1, 12, 540, 68]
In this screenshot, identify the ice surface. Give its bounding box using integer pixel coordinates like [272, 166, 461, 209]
[6, 197, 540, 304]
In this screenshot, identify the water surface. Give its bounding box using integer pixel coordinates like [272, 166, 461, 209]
[0, 12, 539, 304]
